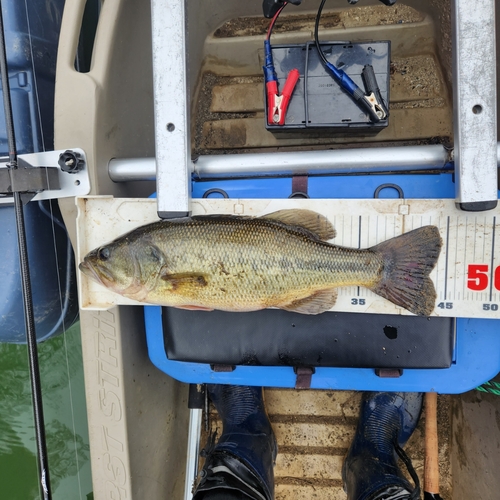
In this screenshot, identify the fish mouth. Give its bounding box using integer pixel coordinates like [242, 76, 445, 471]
[79, 259, 115, 287]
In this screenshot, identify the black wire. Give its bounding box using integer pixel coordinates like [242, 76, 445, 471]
[314, 0, 329, 66]
[394, 441, 421, 500]
[0, 2, 52, 499]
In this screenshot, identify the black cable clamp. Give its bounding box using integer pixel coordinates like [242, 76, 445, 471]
[262, 0, 302, 18]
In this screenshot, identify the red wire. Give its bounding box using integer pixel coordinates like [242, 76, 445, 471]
[267, 2, 287, 40]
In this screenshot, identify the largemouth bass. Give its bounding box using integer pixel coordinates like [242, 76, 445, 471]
[79, 209, 442, 316]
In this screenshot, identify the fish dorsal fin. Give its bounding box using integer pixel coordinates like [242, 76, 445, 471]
[279, 288, 338, 315]
[262, 209, 336, 241]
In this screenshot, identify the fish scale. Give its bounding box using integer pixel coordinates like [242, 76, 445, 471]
[128, 217, 381, 310]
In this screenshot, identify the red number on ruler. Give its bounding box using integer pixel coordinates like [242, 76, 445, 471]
[467, 264, 490, 291]
[495, 266, 500, 292]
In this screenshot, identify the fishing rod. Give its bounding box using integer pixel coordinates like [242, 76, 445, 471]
[0, 2, 52, 498]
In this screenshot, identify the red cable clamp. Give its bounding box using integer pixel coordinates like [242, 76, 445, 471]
[266, 68, 300, 126]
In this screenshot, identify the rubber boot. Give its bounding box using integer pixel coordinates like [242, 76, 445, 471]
[342, 392, 423, 500]
[193, 385, 277, 500]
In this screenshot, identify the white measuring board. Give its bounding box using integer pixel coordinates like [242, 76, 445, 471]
[76, 196, 500, 319]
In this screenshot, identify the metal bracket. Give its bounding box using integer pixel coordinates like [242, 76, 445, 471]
[0, 148, 90, 204]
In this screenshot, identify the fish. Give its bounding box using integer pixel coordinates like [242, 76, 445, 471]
[79, 209, 442, 316]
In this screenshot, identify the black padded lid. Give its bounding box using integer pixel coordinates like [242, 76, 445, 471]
[162, 308, 455, 369]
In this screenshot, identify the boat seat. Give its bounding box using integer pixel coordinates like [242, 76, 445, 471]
[161, 308, 454, 378]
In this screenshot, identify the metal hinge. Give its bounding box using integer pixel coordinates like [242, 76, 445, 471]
[0, 148, 90, 204]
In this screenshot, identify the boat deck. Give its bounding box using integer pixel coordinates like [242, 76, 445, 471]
[200, 389, 452, 499]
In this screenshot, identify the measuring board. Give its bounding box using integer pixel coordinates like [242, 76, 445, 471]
[76, 196, 500, 319]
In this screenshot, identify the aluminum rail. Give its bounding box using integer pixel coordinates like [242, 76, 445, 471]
[151, 0, 192, 218]
[452, 0, 497, 211]
[109, 144, 456, 182]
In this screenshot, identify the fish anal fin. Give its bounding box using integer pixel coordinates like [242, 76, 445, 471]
[175, 305, 214, 311]
[280, 288, 338, 315]
[161, 272, 208, 291]
[262, 209, 336, 241]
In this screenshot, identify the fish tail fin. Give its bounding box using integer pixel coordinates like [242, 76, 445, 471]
[369, 226, 442, 316]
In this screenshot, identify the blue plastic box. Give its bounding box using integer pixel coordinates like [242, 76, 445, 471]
[144, 171, 500, 393]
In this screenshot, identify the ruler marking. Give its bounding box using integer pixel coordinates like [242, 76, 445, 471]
[489, 216, 496, 302]
[483, 217, 487, 263]
[453, 217, 459, 300]
[357, 215, 362, 296]
[434, 215, 440, 299]
[462, 218, 468, 300]
[473, 217, 477, 263]
[443, 216, 450, 300]
[358, 215, 362, 248]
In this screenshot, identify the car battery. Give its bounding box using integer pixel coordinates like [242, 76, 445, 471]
[265, 40, 390, 133]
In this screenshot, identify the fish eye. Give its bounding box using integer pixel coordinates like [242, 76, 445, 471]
[98, 247, 110, 261]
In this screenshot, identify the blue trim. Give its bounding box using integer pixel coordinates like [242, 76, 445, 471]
[193, 173, 457, 200]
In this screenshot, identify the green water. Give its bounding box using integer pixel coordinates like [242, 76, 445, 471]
[0, 322, 92, 499]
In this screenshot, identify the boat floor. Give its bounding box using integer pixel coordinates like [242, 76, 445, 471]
[192, 4, 452, 156]
[200, 389, 452, 499]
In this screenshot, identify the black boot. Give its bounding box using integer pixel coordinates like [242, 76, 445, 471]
[193, 385, 277, 500]
[342, 392, 423, 500]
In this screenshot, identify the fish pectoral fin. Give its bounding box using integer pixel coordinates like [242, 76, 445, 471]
[279, 288, 338, 315]
[175, 305, 214, 311]
[160, 272, 208, 290]
[262, 209, 336, 241]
